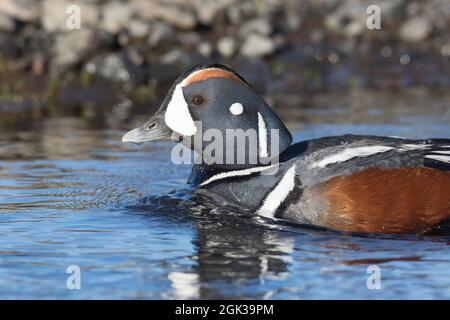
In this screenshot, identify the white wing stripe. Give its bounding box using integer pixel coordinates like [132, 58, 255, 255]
[311, 146, 394, 168]
[425, 155, 450, 163]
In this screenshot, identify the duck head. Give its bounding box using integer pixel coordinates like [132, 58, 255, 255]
[122, 64, 292, 169]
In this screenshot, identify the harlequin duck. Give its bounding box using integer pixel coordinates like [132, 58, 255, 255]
[122, 64, 450, 234]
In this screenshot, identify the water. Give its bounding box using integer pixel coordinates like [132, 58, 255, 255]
[0, 89, 449, 299]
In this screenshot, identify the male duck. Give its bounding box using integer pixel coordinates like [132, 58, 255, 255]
[122, 64, 450, 234]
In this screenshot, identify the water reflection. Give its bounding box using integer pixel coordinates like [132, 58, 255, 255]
[0, 89, 450, 299]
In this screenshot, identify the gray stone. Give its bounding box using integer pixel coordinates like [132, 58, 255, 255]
[133, 1, 197, 30]
[52, 29, 98, 72]
[0, 12, 15, 32]
[159, 48, 201, 66]
[86, 53, 131, 82]
[160, 48, 185, 65]
[424, 0, 450, 31]
[0, 0, 39, 22]
[128, 20, 150, 38]
[324, 4, 366, 37]
[226, 6, 242, 25]
[240, 33, 275, 58]
[179, 32, 201, 46]
[101, 1, 134, 34]
[198, 42, 213, 58]
[42, 0, 99, 32]
[399, 16, 432, 42]
[217, 37, 236, 58]
[148, 22, 175, 47]
[191, 0, 234, 26]
[239, 18, 272, 37]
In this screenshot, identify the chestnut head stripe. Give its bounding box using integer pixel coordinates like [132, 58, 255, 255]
[181, 68, 248, 87]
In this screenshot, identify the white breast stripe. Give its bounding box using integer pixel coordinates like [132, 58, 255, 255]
[258, 112, 268, 158]
[431, 150, 450, 155]
[311, 146, 394, 168]
[200, 164, 278, 187]
[165, 84, 197, 136]
[426, 155, 450, 163]
[257, 165, 296, 219]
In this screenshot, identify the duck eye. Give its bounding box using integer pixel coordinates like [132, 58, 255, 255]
[191, 95, 205, 106]
[147, 122, 157, 130]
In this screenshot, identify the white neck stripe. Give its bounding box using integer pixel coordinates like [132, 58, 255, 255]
[200, 164, 278, 187]
[258, 112, 268, 158]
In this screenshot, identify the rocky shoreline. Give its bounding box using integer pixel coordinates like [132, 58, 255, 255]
[0, 0, 449, 126]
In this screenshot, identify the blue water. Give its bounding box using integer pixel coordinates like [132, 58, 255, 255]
[1, 92, 450, 299]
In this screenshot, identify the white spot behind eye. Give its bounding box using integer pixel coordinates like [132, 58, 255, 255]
[229, 102, 244, 115]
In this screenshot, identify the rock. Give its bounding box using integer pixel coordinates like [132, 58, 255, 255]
[178, 32, 201, 47]
[160, 48, 185, 65]
[159, 48, 202, 66]
[148, 22, 175, 47]
[101, 1, 134, 34]
[398, 16, 432, 42]
[423, 0, 450, 31]
[239, 18, 272, 37]
[42, 0, 99, 32]
[86, 53, 131, 82]
[86, 48, 151, 85]
[0, 12, 15, 32]
[286, 14, 302, 32]
[240, 33, 276, 58]
[324, 4, 366, 37]
[226, 6, 242, 25]
[52, 29, 98, 73]
[325, 0, 404, 37]
[217, 37, 236, 58]
[191, 0, 234, 26]
[0, 0, 39, 22]
[128, 20, 150, 38]
[198, 42, 212, 58]
[133, 1, 197, 30]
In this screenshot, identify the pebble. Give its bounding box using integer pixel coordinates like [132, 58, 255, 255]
[217, 37, 236, 58]
[399, 16, 432, 42]
[0, 0, 39, 22]
[240, 33, 275, 58]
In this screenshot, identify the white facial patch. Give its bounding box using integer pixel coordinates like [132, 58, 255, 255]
[258, 112, 268, 158]
[311, 146, 394, 168]
[229, 102, 244, 115]
[164, 84, 197, 136]
[257, 164, 297, 219]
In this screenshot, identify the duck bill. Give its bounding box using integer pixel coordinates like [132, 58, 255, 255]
[122, 114, 174, 145]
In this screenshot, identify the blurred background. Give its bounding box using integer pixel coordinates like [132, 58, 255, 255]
[0, 0, 449, 132]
